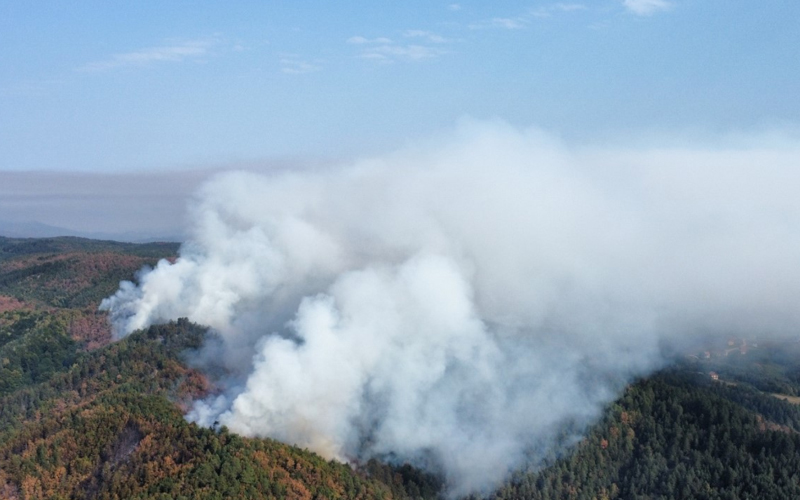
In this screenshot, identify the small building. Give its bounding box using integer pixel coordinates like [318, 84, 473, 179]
[709, 372, 719, 381]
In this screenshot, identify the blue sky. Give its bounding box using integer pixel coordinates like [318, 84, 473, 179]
[1, 0, 799, 173]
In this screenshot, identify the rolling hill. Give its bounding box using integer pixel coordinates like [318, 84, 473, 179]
[1, 235, 800, 499]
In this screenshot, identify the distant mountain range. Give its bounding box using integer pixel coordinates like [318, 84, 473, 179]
[0, 219, 182, 243]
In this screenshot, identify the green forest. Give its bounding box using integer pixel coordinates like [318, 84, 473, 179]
[2, 235, 800, 499]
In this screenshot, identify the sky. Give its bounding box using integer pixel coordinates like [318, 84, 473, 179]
[1, 0, 799, 237]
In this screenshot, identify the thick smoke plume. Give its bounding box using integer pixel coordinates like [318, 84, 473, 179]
[102, 120, 800, 496]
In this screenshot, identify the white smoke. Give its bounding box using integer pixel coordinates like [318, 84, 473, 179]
[101, 120, 800, 496]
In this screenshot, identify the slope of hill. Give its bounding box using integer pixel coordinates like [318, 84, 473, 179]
[0, 237, 439, 500]
[490, 367, 800, 500]
[0, 236, 179, 350]
[2, 236, 800, 499]
[484, 338, 800, 500]
[0, 236, 178, 309]
[0, 319, 440, 499]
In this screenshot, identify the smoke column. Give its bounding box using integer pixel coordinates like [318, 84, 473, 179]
[101, 120, 800, 496]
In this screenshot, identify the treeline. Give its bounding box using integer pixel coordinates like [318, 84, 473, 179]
[0, 236, 179, 262]
[0, 236, 178, 309]
[0, 253, 166, 310]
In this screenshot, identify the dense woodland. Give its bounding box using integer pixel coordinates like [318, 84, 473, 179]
[2, 235, 800, 499]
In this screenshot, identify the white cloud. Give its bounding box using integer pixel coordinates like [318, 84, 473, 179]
[530, 3, 587, 17]
[79, 39, 216, 72]
[279, 56, 322, 75]
[403, 30, 450, 44]
[346, 35, 393, 45]
[449, 3, 462, 11]
[469, 16, 527, 30]
[490, 17, 527, 29]
[349, 33, 447, 63]
[371, 44, 444, 61]
[554, 3, 587, 11]
[622, 0, 673, 15]
[471, 4, 586, 29]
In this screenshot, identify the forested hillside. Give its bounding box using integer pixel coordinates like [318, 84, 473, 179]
[0, 237, 179, 394]
[491, 369, 800, 500]
[2, 236, 800, 499]
[0, 236, 439, 499]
